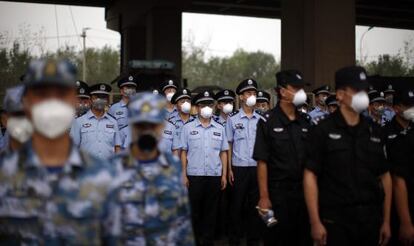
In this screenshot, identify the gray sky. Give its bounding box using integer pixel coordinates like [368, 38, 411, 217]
[0, 1, 413, 62]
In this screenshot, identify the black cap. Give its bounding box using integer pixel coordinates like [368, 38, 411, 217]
[257, 90, 271, 103]
[160, 79, 178, 92]
[89, 83, 112, 95]
[171, 88, 192, 104]
[369, 91, 386, 104]
[192, 90, 215, 105]
[117, 75, 137, 88]
[312, 85, 330, 95]
[276, 69, 306, 88]
[326, 94, 338, 106]
[383, 84, 395, 94]
[367, 85, 378, 95]
[76, 80, 90, 98]
[236, 78, 258, 95]
[394, 88, 414, 106]
[215, 89, 236, 102]
[335, 66, 369, 90]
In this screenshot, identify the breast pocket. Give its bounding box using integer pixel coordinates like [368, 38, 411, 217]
[234, 129, 246, 141]
[80, 128, 95, 145]
[188, 134, 202, 149]
[270, 131, 290, 153]
[325, 139, 351, 163]
[211, 135, 223, 150]
[104, 128, 115, 145]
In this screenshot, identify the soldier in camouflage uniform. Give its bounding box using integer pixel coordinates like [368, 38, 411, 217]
[112, 92, 194, 245]
[0, 59, 121, 245]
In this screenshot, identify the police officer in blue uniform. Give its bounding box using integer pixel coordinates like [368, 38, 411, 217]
[161, 79, 179, 121]
[75, 80, 91, 118]
[1, 85, 33, 154]
[383, 84, 396, 122]
[326, 94, 339, 114]
[256, 90, 271, 114]
[214, 89, 236, 125]
[226, 78, 262, 246]
[112, 92, 195, 245]
[170, 88, 194, 153]
[304, 66, 392, 246]
[253, 69, 311, 246]
[367, 91, 388, 126]
[180, 90, 229, 246]
[0, 59, 121, 244]
[70, 83, 121, 159]
[309, 85, 331, 123]
[108, 75, 137, 129]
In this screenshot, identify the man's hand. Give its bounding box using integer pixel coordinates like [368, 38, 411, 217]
[258, 197, 272, 210]
[311, 222, 327, 246]
[221, 175, 227, 190]
[399, 222, 414, 245]
[228, 170, 234, 186]
[379, 221, 391, 246]
[182, 173, 189, 188]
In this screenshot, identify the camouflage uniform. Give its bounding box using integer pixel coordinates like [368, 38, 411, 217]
[113, 151, 194, 246]
[0, 142, 121, 245]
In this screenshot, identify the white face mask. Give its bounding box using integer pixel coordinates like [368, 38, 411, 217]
[200, 106, 213, 119]
[181, 101, 191, 114]
[31, 99, 75, 139]
[246, 95, 257, 107]
[166, 92, 175, 102]
[351, 91, 369, 113]
[403, 107, 414, 122]
[222, 103, 234, 114]
[124, 88, 136, 97]
[7, 116, 33, 143]
[292, 89, 307, 106]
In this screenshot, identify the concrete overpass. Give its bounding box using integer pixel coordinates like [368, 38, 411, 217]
[5, 0, 414, 89]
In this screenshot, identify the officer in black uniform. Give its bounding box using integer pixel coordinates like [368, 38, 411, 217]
[256, 90, 271, 114]
[384, 87, 414, 245]
[304, 66, 392, 246]
[253, 69, 311, 246]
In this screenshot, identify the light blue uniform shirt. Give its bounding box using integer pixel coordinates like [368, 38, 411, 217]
[159, 120, 176, 153]
[309, 106, 329, 122]
[180, 117, 229, 176]
[225, 109, 260, 167]
[120, 125, 131, 150]
[213, 114, 227, 125]
[165, 107, 179, 122]
[383, 107, 395, 122]
[108, 100, 128, 129]
[172, 115, 195, 150]
[70, 110, 122, 159]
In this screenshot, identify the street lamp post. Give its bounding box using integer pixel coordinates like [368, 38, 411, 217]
[359, 26, 374, 65]
[81, 27, 91, 81]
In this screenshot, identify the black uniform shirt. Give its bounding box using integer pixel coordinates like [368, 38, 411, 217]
[383, 118, 414, 210]
[305, 110, 389, 209]
[253, 105, 311, 183]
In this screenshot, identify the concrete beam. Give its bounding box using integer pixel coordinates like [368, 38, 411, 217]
[281, 0, 356, 90]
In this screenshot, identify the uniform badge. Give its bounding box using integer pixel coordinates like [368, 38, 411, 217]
[79, 88, 85, 94]
[388, 85, 393, 90]
[164, 130, 172, 135]
[106, 124, 114, 129]
[387, 134, 397, 139]
[302, 128, 308, 132]
[213, 132, 221, 137]
[409, 91, 414, 97]
[360, 72, 367, 81]
[328, 133, 341, 139]
[100, 84, 106, 91]
[248, 79, 253, 85]
[370, 137, 381, 143]
[224, 90, 229, 95]
[204, 91, 209, 97]
[296, 74, 302, 80]
[235, 123, 244, 129]
[168, 80, 173, 85]
[76, 81, 81, 87]
[82, 123, 92, 128]
[190, 131, 199, 135]
[116, 111, 124, 115]
[128, 76, 133, 81]
[183, 89, 187, 95]
[258, 92, 263, 97]
[273, 128, 284, 132]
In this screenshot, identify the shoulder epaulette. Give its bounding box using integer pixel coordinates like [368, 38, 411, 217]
[212, 117, 225, 126]
[229, 110, 240, 118]
[184, 118, 196, 125]
[119, 124, 129, 130]
[107, 112, 117, 120]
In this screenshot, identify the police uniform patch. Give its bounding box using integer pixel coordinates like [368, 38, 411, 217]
[82, 123, 91, 128]
[370, 137, 381, 143]
[213, 132, 221, 137]
[164, 130, 172, 135]
[387, 134, 397, 139]
[329, 133, 341, 139]
[116, 111, 124, 115]
[106, 124, 114, 129]
[235, 123, 244, 129]
[79, 88, 85, 94]
[360, 72, 367, 80]
[224, 90, 229, 95]
[100, 84, 106, 91]
[190, 131, 199, 135]
[302, 128, 308, 132]
[248, 79, 253, 85]
[273, 128, 284, 132]
[128, 76, 133, 81]
[204, 91, 209, 97]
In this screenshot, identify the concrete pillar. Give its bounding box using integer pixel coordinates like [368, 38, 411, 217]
[107, 1, 183, 77]
[281, 0, 356, 89]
